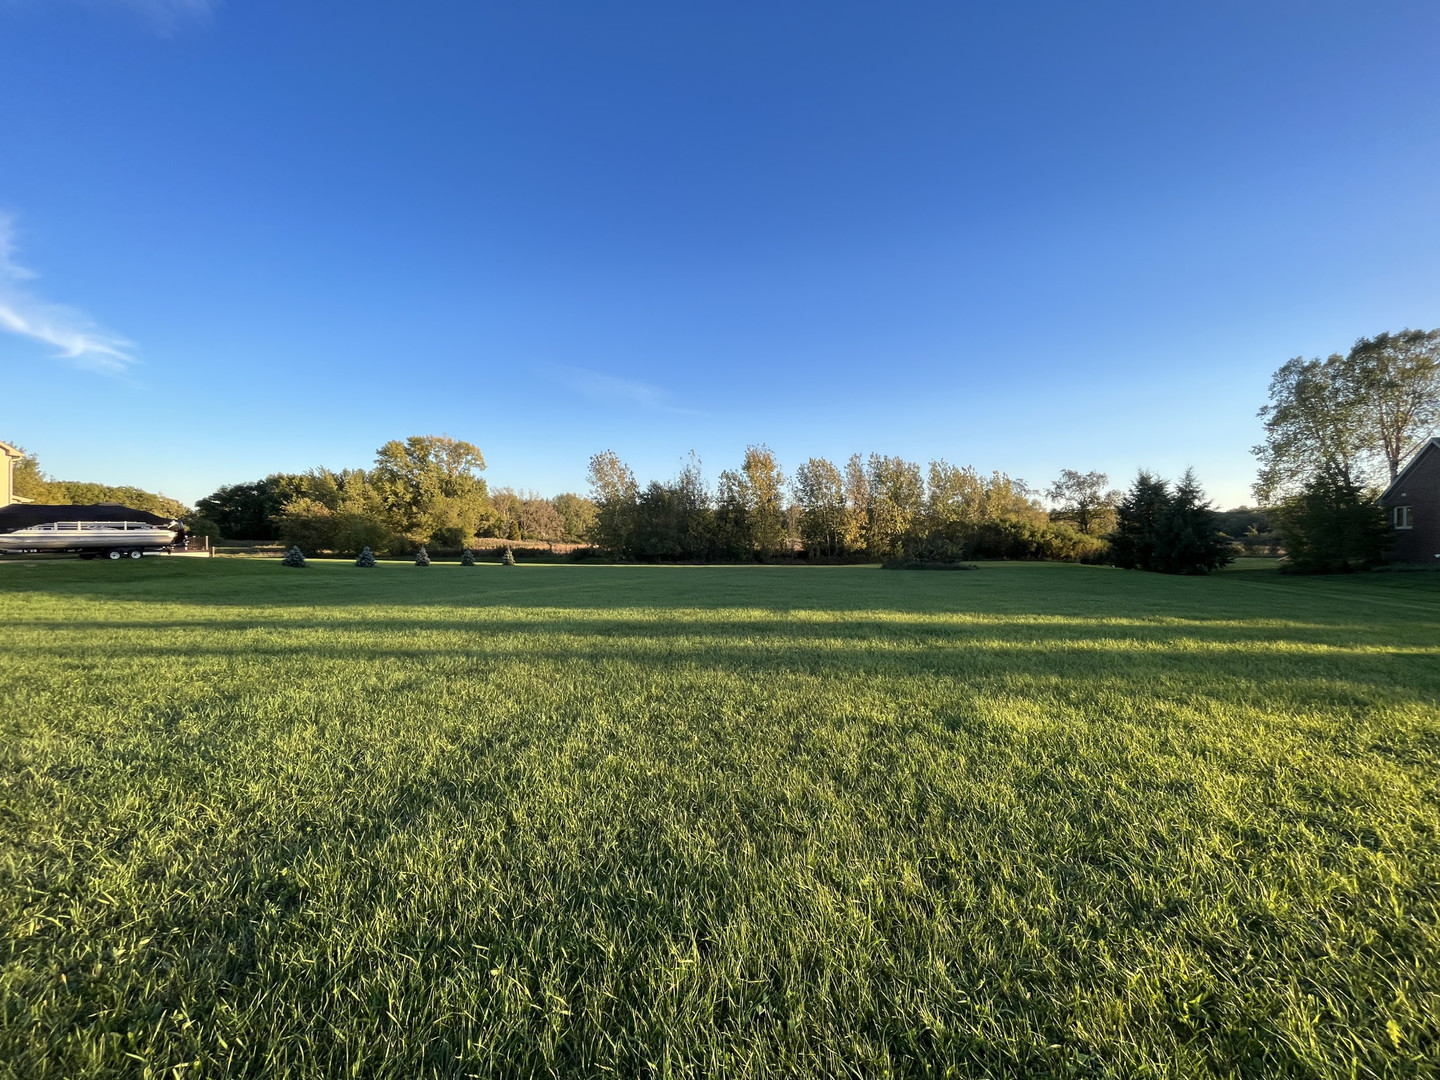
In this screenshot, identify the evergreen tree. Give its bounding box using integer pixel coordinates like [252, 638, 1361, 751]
[355, 546, 377, 568]
[501, 545, 516, 566]
[281, 545, 306, 568]
[460, 548, 476, 566]
[1275, 467, 1392, 572]
[1152, 469, 1232, 574]
[1109, 472, 1170, 570]
[414, 545, 430, 566]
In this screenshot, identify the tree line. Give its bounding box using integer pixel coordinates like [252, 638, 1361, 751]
[12, 433, 1244, 572]
[584, 447, 1237, 569]
[193, 436, 596, 554]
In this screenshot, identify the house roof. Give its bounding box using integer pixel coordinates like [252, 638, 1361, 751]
[1380, 437, 1440, 501]
[0, 441, 24, 461]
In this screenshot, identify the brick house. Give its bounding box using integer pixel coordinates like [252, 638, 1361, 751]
[1379, 437, 1440, 563]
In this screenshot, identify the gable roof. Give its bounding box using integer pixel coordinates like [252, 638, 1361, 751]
[1380, 437, 1440, 501]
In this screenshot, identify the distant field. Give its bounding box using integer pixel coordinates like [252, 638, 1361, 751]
[1, 559, 1437, 1078]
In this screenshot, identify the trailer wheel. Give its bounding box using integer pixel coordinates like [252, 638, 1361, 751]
[129, 550, 143, 560]
[108, 550, 122, 561]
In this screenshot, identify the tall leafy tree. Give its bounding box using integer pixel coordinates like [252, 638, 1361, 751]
[1255, 330, 1440, 500]
[715, 446, 787, 559]
[842, 454, 869, 553]
[633, 481, 681, 559]
[864, 454, 924, 559]
[371, 435, 488, 547]
[740, 444, 787, 557]
[1047, 469, 1119, 536]
[672, 454, 716, 560]
[977, 471, 1047, 526]
[792, 457, 847, 558]
[920, 460, 985, 558]
[519, 491, 566, 549]
[489, 487, 522, 540]
[1346, 328, 1440, 483]
[586, 450, 639, 557]
[551, 493, 598, 542]
[713, 467, 751, 560]
[275, 497, 336, 553]
[196, 474, 308, 540]
[274, 467, 391, 554]
[1254, 355, 1367, 501]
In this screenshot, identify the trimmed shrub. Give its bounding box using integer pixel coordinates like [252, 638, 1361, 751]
[355, 546, 377, 568]
[460, 549, 476, 566]
[414, 546, 431, 567]
[281, 545, 306, 568]
[501, 545, 517, 566]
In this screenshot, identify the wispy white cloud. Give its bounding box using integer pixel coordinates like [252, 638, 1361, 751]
[0, 214, 136, 374]
[546, 364, 701, 415]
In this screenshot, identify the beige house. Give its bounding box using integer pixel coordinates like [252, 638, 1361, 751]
[1, 441, 29, 508]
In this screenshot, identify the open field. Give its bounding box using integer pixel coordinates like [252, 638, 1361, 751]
[1, 559, 1437, 1078]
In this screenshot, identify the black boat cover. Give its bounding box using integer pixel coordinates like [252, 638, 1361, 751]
[0, 503, 179, 533]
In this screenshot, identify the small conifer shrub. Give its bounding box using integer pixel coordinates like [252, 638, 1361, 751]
[460, 549, 476, 566]
[355, 546, 377, 568]
[501, 545, 517, 566]
[414, 546, 431, 567]
[281, 546, 306, 568]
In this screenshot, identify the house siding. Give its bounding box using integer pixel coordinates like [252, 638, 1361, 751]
[1380, 441, 1440, 563]
[0, 442, 25, 509]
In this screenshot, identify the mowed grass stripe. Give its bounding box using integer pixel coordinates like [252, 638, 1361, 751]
[0, 560, 1437, 1078]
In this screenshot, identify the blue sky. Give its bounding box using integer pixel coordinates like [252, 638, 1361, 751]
[2, 1, 1438, 508]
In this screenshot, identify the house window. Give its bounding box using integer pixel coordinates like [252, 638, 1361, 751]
[1394, 506, 1413, 529]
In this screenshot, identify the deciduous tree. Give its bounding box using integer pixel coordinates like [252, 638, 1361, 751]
[1047, 469, 1119, 536]
[371, 435, 488, 547]
[519, 491, 566, 549]
[740, 444, 787, 557]
[1346, 328, 1440, 483]
[864, 454, 924, 559]
[551, 493, 598, 543]
[1254, 355, 1367, 501]
[842, 454, 869, 553]
[792, 457, 846, 558]
[1254, 330, 1440, 500]
[586, 450, 639, 557]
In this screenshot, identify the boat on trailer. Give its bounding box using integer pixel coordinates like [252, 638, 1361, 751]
[0, 504, 185, 559]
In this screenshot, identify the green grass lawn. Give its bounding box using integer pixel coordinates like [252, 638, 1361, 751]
[1, 558, 1437, 1078]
